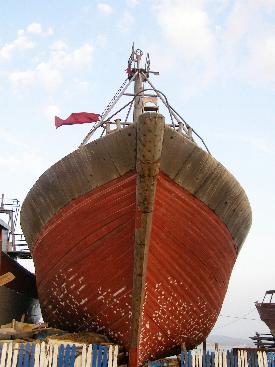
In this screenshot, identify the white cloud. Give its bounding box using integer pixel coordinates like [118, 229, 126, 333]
[0, 152, 43, 175]
[151, 0, 218, 97]
[36, 62, 63, 89]
[246, 35, 275, 84]
[155, 0, 215, 62]
[0, 24, 54, 61]
[150, 0, 275, 95]
[73, 43, 93, 65]
[126, 0, 140, 7]
[17, 29, 25, 36]
[0, 34, 34, 60]
[8, 42, 94, 90]
[0, 128, 27, 148]
[220, 0, 275, 84]
[27, 22, 54, 36]
[27, 22, 42, 34]
[118, 10, 134, 32]
[45, 104, 61, 119]
[45, 27, 54, 36]
[9, 70, 36, 87]
[50, 40, 68, 50]
[96, 34, 108, 48]
[97, 3, 113, 14]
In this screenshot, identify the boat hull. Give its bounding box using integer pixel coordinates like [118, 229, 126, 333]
[21, 113, 252, 365]
[256, 303, 275, 337]
[0, 251, 40, 324]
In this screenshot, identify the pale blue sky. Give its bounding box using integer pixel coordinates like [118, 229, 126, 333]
[0, 0, 275, 341]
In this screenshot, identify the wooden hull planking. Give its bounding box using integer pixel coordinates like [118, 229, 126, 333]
[21, 113, 252, 366]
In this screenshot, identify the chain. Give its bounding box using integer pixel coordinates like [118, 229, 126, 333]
[101, 78, 129, 118]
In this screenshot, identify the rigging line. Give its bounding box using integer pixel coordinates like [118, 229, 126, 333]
[104, 88, 210, 157]
[141, 74, 176, 129]
[141, 87, 210, 154]
[214, 309, 258, 330]
[100, 78, 129, 117]
[219, 315, 258, 321]
[168, 105, 211, 155]
[105, 88, 173, 124]
[80, 72, 138, 146]
[106, 99, 134, 121]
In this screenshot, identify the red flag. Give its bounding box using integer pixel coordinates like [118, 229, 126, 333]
[55, 112, 100, 129]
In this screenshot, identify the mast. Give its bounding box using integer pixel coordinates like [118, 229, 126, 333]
[132, 49, 144, 123]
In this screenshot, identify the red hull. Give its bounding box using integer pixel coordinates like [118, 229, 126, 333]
[33, 172, 236, 363]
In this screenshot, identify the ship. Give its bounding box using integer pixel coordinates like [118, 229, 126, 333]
[20, 47, 252, 366]
[0, 195, 40, 325]
[256, 290, 275, 337]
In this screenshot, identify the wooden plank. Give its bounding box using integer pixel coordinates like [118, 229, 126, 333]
[39, 342, 46, 367]
[80, 345, 87, 367]
[57, 344, 64, 367]
[64, 345, 71, 367]
[244, 351, 248, 367]
[0, 343, 7, 367]
[263, 352, 268, 367]
[86, 345, 92, 367]
[181, 352, 185, 367]
[48, 345, 53, 367]
[107, 346, 113, 367]
[69, 345, 76, 367]
[215, 351, 219, 367]
[52, 345, 58, 367]
[17, 344, 24, 367]
[113, 346, 118, 367]
[102, 346, 108, 367]
[5, 342, 13, 367]
[34, 343, 40, 367]
[211, 352, 215, 367]
[198, 351, 202, 367]
[92, 345, 98, 367]
[226, 351, 231, 367]
[30, 344, 36, 367]
[0, 272, 15, 287]
[206, 352, 210, 367]
[97, 345, 102, 367]
[23, 343, 31, 367]
[258, 352, 263, 367]
[222, 351, 227, 367]
[218, 351, 222, 367]
[192, 351, 196, 367]
[11, 343, 19, 367]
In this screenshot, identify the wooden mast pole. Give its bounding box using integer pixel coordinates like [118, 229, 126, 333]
[133, 49, 144, 123]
